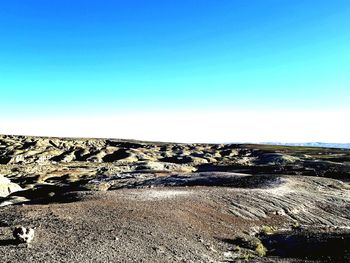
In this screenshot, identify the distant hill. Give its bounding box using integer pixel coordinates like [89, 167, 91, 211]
[263, 142, 350, 149]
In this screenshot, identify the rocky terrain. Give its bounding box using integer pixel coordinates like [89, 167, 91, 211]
[0, 134, 349, 262]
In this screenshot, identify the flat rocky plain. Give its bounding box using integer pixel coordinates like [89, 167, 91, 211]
[0, 135, 349, 262]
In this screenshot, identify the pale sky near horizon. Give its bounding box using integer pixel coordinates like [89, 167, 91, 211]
[2, 110, 350, 143]
[0, 1, 349, 143]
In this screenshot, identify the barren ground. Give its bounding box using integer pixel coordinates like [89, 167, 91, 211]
[0, 135, 349, 262]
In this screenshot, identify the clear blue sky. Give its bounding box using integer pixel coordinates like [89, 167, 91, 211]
[1, 0, 350, 116]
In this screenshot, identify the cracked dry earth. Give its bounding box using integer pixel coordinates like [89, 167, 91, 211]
[0, 135, 350, 262]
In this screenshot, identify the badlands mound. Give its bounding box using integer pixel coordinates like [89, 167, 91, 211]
[0, 135, 349, 262]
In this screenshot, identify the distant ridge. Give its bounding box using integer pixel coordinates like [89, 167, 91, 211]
[262, 142, 350, 149]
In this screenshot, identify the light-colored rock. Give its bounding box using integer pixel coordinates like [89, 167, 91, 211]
[0, 196, 30, 207]
[0, 175, 22, 197]
[13, 226, 35, 243]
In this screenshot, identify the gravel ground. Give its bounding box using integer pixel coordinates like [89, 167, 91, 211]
[0, 187, 288, 263]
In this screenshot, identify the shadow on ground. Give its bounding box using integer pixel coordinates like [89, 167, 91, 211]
[260, 230, 350, 261]
[132, 173, 283, 189]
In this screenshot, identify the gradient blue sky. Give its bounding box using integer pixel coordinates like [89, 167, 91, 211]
[0, 1, 350, 141]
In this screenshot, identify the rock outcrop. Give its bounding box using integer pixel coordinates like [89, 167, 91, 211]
[0, 175, 22, 197]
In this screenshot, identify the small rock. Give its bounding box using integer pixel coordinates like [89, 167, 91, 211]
[0, 219, 9, 227]
[275, 209, 286, 216]
[13, 226, 35, 244]
[206, 244, 217, 252]
[153, 245, 166, 254]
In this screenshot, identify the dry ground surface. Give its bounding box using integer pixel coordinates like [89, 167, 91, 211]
[0, 135, 350, 262]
